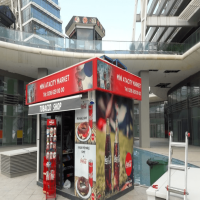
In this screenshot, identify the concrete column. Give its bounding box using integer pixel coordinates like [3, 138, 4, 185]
[139, 71, 150, 148]
[38, 68, 48, 79]
[36, 68, 47, 181]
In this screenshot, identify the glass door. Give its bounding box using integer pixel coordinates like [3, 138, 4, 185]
[150, 124, 156, 138]
[192, 117, 200, 146]
[177, 120, 182, 142]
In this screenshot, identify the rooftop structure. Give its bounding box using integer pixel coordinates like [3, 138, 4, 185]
[65, 16, 105, 39]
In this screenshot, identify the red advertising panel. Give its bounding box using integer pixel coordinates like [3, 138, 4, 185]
[97, 58, 142, 100]
[96, 91, 134, 199]
[26, 57, 141, 105]
[26, 58, 94, 105]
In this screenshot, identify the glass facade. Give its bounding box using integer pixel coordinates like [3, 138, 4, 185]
[24, 21, 61, 38]
[0, 75, 36, 146]
[50, 0, 58, 4]
[22, 5, 62, 32]
[134, 102, 165, 138]
[21, 0, 62, 38]
[167, 72, 200, 146]
[21, 0, 60, 18]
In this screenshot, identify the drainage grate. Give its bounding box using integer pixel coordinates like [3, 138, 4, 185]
[164, 70, 180, 73]
[149, 69, 158, 71]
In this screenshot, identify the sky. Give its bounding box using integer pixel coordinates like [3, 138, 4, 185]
[59, 0, 141, 41]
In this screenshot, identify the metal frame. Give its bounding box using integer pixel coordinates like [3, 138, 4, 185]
[166, 131, 190, 200]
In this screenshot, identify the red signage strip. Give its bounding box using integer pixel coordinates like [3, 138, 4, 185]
[26, 57, 142, 105]
[96, 58, 142, 100]
[26, 58, 94, 105]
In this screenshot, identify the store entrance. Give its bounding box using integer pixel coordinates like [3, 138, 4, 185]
[61, 110, 75, 194]
[42, 110, 75, 195]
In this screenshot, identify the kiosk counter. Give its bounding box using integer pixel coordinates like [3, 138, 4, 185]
[26, 57, 142, 200]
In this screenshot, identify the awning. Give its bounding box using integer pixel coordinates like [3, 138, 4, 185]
[28, 94, 82, 115]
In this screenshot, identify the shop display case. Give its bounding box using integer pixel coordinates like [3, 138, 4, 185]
[43, 119, 57, 200]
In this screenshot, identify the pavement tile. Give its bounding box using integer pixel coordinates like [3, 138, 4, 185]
[20, 188, 35, 195]
[32, 189, 44, 195]
[29, 194, 44, 200]
[14, 194, 31, 200]
[1, 194, 18, 200]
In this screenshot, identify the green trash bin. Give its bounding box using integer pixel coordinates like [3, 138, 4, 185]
[147, 157, 168, 185]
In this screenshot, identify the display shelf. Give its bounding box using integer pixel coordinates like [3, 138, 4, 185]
[43, 119, 57, 200]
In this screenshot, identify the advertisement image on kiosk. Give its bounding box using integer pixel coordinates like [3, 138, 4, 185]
[96, 91, 134, 199]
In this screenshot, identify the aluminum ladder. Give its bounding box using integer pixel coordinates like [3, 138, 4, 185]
[166, 131, 190, 200]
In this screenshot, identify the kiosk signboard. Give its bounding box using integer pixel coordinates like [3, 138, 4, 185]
[97, 58, 141, 101]
[26, 60, 94, 105]
[26, 58, 141, 105]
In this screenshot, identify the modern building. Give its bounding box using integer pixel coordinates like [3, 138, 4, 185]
[166, 72, 200, 146]
[65, 16, 105, 50]
[21, 0, 64, 38]
[0, 0, 64, 146]
[0, 0, 64, 44]
[133, 0, 200, 42]
[0, 69, 35, 146]
[131, 0, 200, 147]
[134, 95, 166, 139]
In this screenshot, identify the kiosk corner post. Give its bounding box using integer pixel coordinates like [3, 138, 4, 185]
[93, 58, 98, 89]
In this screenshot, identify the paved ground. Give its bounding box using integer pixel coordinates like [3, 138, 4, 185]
[0, 172, 148, 200]
[0, 141, 199, 200]
[0, 172, 185, 200]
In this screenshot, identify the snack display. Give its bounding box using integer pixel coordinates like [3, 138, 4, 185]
[53, 152, 56, 159]
[43, 119, 56, 200]
[50, 142, 53, 149]
[77, 122, 89, 139]
[53, 135, 56, 142]
[46, 142, 49, 150]
[46, 152, 49, 160]
[50, 128, 53, 136]
[77, 177, 89, 195]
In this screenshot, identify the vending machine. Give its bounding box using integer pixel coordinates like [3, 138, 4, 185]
[43, 119, 57, 200]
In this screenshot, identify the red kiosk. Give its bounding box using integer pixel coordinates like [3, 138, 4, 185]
[26, 57, 141, 200]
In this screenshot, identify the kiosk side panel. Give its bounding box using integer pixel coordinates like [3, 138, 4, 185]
[97, 58, 142, 101]
[74, 92, 97, 199]
[96, 90, 134, 199]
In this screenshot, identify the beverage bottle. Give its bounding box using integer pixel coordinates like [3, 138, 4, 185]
[88, 103, 93, 129]
[114, 118, 120, 191]
[97, 69, 100, 87]
[88, 160, 93, 188]
[104, 68, 107, 89]
[105, 118, 112, 194]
